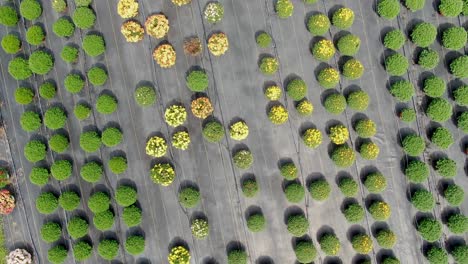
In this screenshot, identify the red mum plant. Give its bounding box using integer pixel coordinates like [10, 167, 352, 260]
[0, 189, 15, 215]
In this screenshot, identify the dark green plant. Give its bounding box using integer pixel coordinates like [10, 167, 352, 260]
[256, 32, 272, 48]
[383, 29, 405, 50]
[284, 182, 305, 203]
[24, 140, 46, 162]
[385, 53, 408, 76]
[389, 80, 414, 101]
[287, 214, 309, 237]
[48, 245, 68, 264]
[319, 234, 340, 256]
[337, 34, 360, 56]
[454, 85, 468, 106]
[402, 134, 425, 156]
[354, 119, 376, 138]
[375, 229, 397, 249]
[115, 185, 137, 207]
[44, 106, 67, 130]
[87, 192, 110, 213]
[67, 217, 88, 239]
[20, 0, 42, 20]
[1, 34, 21, 54]
[202, 121, 224, 142]
[74, 103, 91, 120]
[29, 166, 49, 186]
[39, 81, 56, 100]
[233, 150, 253, 169]
[82, 34, 105, 57]
[368, 201, 391, 220]
[8, 57, 32, 80]
[307, 13, 330, 35]
[73, 7, 96, 29]
[411, 22, 437, 47]
[425, 246, 448, 264]
[29, 50, 54, 75]
[439, 0, 463, 16]
[125, 235, 145, 255]
[342, 58, 364, 80]
[20, 111, 41, 132]
[377, 0, 400, 19]
[101, 127, 122, 147]
[405, 0, 425, 10]
[347, 90, 369, 111]
[338, 177, 358, 197]
[87, 66, 108, 86]
[309, 179, 330, 201]
[343, 203, 364, 223]
[423, 76, 445, 98]
[242, 179, 259, 198]
[73, 241, 92, 261]
[58, 191, 80, 211]
[134, 86, 156, 106]
[426, 98, 452, 122]
[411, 189, 435, 212]
[431, 127, 453, 149]
[80, 161, 103, 183]
[364, 172, 387, 193]
[286, 78, 307, 101]
[382, 257, 400, 264]
[26, 25, 45, 45]
[49, 133, 69, 153]
[40, 222, 61, 243]
[227, 249, 248, 264]
[447, 213, 468, 234]
[280, 162, 297, 180]
[96, 94, 117, 114]
[458, 111, 468, 133]
[51, 160, 72, 180]
[450, 55, 468, 78]
[179, 187, 200, 208]
[61, 45, 79, 63]
[451, 245, 468, 263]
[79, 131, 101, 153]
[418, 49, 439, 69]
[0, 6, 19, 26]
[246, 213, 266, 232]
[98, 239, 119, 260]
[442, 26, 467, 49]
[294, 241, 317, 263]
[417, 217, 442, 242]
[324, 93, 346, 114]
[186, 70, 208, 92]
[93, 210, 114, 231]
[331, 145, 355, 168]
[332, 7, 354, 29]
[317, 67, 339, 88]
[36, 192, 58, 214]
[64, 73, 84, 93]
[399, 108, 416, 122]
[53, 17, 75, 38]
[405, 160, 429, 183]
[444, 184, 464, 206]
[259, 56, 279, 75]
[108, 156, 127, 174]
[122, 205, 142, 227]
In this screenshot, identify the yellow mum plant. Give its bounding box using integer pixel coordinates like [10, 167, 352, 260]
[302, 128, 322, 148]
[165, 105, 187, 127]
[171, 0, 191, 6]
[117, 0, 139, 19]
[268, 104, 288, 125]
[296, 100, 313, 116]
[168, 246, 190, 264]
[329, 125, 349, 145]
[153, 44, 176, 68]
[145, 14, 169, 39]
[229, 121, 249, 141]
[208, 33, 229, 56]
[145, 136, 167, 157]
[191, 97, 213, 119]
[312, 39, 335, 61]
[121, 21, 144, 42]
[150, 163, 175, 186]
[360, 141, 380, 160]
[265, 85, 282, 100]
[172, 131, 190, 150]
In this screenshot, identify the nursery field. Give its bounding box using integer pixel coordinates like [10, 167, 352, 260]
[0, 0, 467, 263]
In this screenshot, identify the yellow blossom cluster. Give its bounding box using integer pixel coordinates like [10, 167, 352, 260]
[259, 57, 279, 75]
[334, 8, 355, 28]
[352, 234, 373, 254]
[117, 0, 139, 19]
[313, 39, 335, 61]
[329, 125, 349, 145]
[153, 44, 176, 68]
[268, 104, 288, 125]
[172, 131, 190, 150]
[229, 121, 249, 141]
[296, 100, 313, 116]
[168, 246, 190, 264]
[121, 21, 144, 42]
[208, 33, 229, 56]
[171, 0, 191, 6]
[191, 97, 213, 119]
[165, 105, 187, 127]
[150, 163, 175, 186]
[370, 201, 391, 220]
[145, 136, 167, 157]
[302, 128, 322, 148]
[320, 68, 339, 85]
[264, 85, 282, 100]
[145, 14, 169, 39]
[360, 142, 380, 160]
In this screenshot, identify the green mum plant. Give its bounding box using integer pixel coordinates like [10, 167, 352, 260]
[401, 134, 425, 156]
[405, 0, 425, 11]
[287, 214, 309, 237]
[425, 98, 452, 122]
[108, 156, 127, 174]
[411, 189, 435, 212]
[101, 127, 123, 147]
[256, 32, 272, 48]
[425, 246, 448, 264]
[96, 94, 118, 114]
[186, 70, 208, 92]
[439, 0, 463, 16]
[134, 85, 156, 106]
[399, 108, 416, 122]
[242, 179, 259, 198]
[418, 49, 439, 69]
[284, 182, 305, 203]
[458, 112, 468, 133]
[342, 58, 364, 79]
[98, 239, 119, 260]
[377, 0, 400, 19]
[87, 66, 108, 86]
[442, 26, 467, 50]
[36, 192, 58, 214]
[332, 7, 354, 29]
[446, 213, 468, 234]
[0, 6, 19, 26]
[324, 93, 346, 114]
[26, 25, 45, 45]
[275, 0, 294, 19]
[15, 86, 34, 105]
[450, 55, 468, 78]
[286, 78, 307, 100]
[343, 202, 365, 223]
[48, 245, 68, 264]
[61, 45, 79, 63]
[79, 130, 101, 153]
[49, 133, 69, 153]
[423, 75, 445, 97]
[24, 140, 46, 162]
[20, 111, 41, 132]
[53, 17, 75, 38]
[74, 103, 91, 120]
[64, 73, 85, 93]
[337, 34, 361, 56]
[67, 217, 88, 239]
[80, 161, 103, 183]
[29, 166, 49, 186]
[123, 205, 142, 227]
[202, 120, 224, 142]
[444, 183, 464, 206]
[319, 234, 340, 256]
[454, 85, 468, 106]
[39, 81, 56, 100]
[259, 56, 279, 75]
[411, 22, 437, 47]
[59, 191, 80, 211]
[82, 34, 105, 57]
[93, 210, 114, 231]
[115, 185, 137, 207]
[384, 29, 405, 50]
[1, 34, 21, 54]
[317, 67, 339, 88]
[376, 229, 397, 249]
[20, 0, 42, 21]
[347, 90, 369, 111]
[364, 172, 387, 193]
[73, 241, 92, 261]
[294, 241, 317, 264]
[9, 57, 32, 80]
[178, 187, 200, 208]
[431, 127, 453, 149]
[40, 222, 61, 243]
[338, 177, 358, 197]
[417, 217, 442, 242]
[125, 235, 145, 255]
[73, 7, 96, 29]
[29, 50, 54, 75]
[233, 149, 254, 169]
[307, 13, 330, 35]
[354, 119, 377, 138]
[385, 53, 408, 76]
[87, 192, 110, 213]
[451, 245, 468, 264]
[309, 179, 330, 201]
[246, 213, 266, 232]
[405, 160, 429, 183]
[331, 145, 355, 167]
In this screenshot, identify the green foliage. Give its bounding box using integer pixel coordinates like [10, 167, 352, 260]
[347, 90, 369, 111]
[44, 107, 67, 130]
[40, 222, 61, 243]
[417, 218, 442, 242]
[454, 85, 468, 106]
[376, 229, 397, 249]
[343, 203, 364, 223]
[280, 162, 297, 180]
[411, 22, 437, 47]
[426, 98, 452, 122]
[418, 49, 439, 69]
[284, 182, 305, 203]
[338, 177, 358, 197]
[287, 214, 309, 237]
[39, 82, 56, 100]
[87, 66, 108, 86]
[101, 127, 122, 147]
[52, 0, 67, 12]
[259, 57, 279, 75]
[36, 192, 58, 214]
[122, 205, 142, 227]
[53, 17, 75, 38]
[439, 0, 463, 16]
[87, 192, 110, 213]
[286, 78, 307, 101]
[186, 70, 208, 92]
[384, 29, 405, 50]
[319, 234, 340, 256]
[73, 241, 92, 261]
[307, 13, 330, 35]
[0, 6, 19, 26]
[98, 239, 119, 260]
[67, 217, 88, 239]
[96, 94, 117, 114]
[423, 76, 445, 98]
[24, 140, 46, 162]
[64, 73, 84, 93]
[342, 58, 364, 80]
[202, 121, 224, 142]
[382, 257, 400, 264]
[179, 187, 200, 208]
[82, 34, 105, 57]
[426, 246, 448, 264]
[442, 26, 467, 50]
[115, 185, 137, 207]
[125, 235, 145, 255]
[79, 131, 101, 153]
[49, 133, 69, 153]
[29, 166, 49, 186]
[447, 213, 468, 234]
[458, 112, 468, 133]
[74, 103, 91, 120]
[73, 7, 96, 29]
[385, 53, 408, 76]
[93, 210, 114, 231]
[1, 34, 21, 54]
[377, 0, 400, 19]
[247, 213, 266, 232]
[444, 184, 464, 206]
[294, 241, 317, 263]
[80, 161, 103, 182]
[324, 93, 346, 114]
[108, 156, 127, 174]
[450, 55, 468, 78]
[332, 7, 354, 29]
[405, 160, 429, 183]
[48, 245, 67, 264]
[228, 249, 247, 264]
[29, 50, 54, 75]
[368, 201, 391, 220]
[26, 25, 45, 45]
[20, 111, 41, 132]
[256, 32, 272, 48]
[233, 150, 253, 169]
[399, 108, 416, 122]
[364, 172, 387, 193]
[61, 45, 79, 63]
[242, 179, 259, 198]
[9, 57, 32, 80]
[309, 179, 330, 201]
[405, 0, 425, 10]
[411, 189, 435, 212]
[58, 191, 80, 211]
[402, 134, 425, 156]
[317, 67, 339, 88]
[464, 0, 468, 15]
[134, 86, 156, 107]
[51, 160, 72, 180]
[354, 119, 376, 138]
[75, 0, 92, 6]
[20, 0, 42, 20]
[275, 0, 294, 19]
[451, 245, 468, 263]
[431, 128, 454, 150]
[331, 145, 355, 168]
[337, 34, 361, 56]
[312, 39, 335, 61]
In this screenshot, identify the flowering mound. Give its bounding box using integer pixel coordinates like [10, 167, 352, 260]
[229, 121, 249, 140]
[168, 246, 190, 264]
[208, 33, 229, 56]
[0, 189, 15, 215]
[146, 136, 167, 157]
[145, 14, 169, 39]
[121, 20, 144, 42]
[7, 248, 32, 264]
[153, 44, 176, 68]
[191, 97, 213, 119]
[150, 163, 175, 186]
[117, 0, 138, 18]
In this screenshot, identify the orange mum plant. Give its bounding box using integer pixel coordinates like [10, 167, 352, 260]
[153, 44, 176, 68]
[145, 14, 169, 39]
[121, 20, 144, 42]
